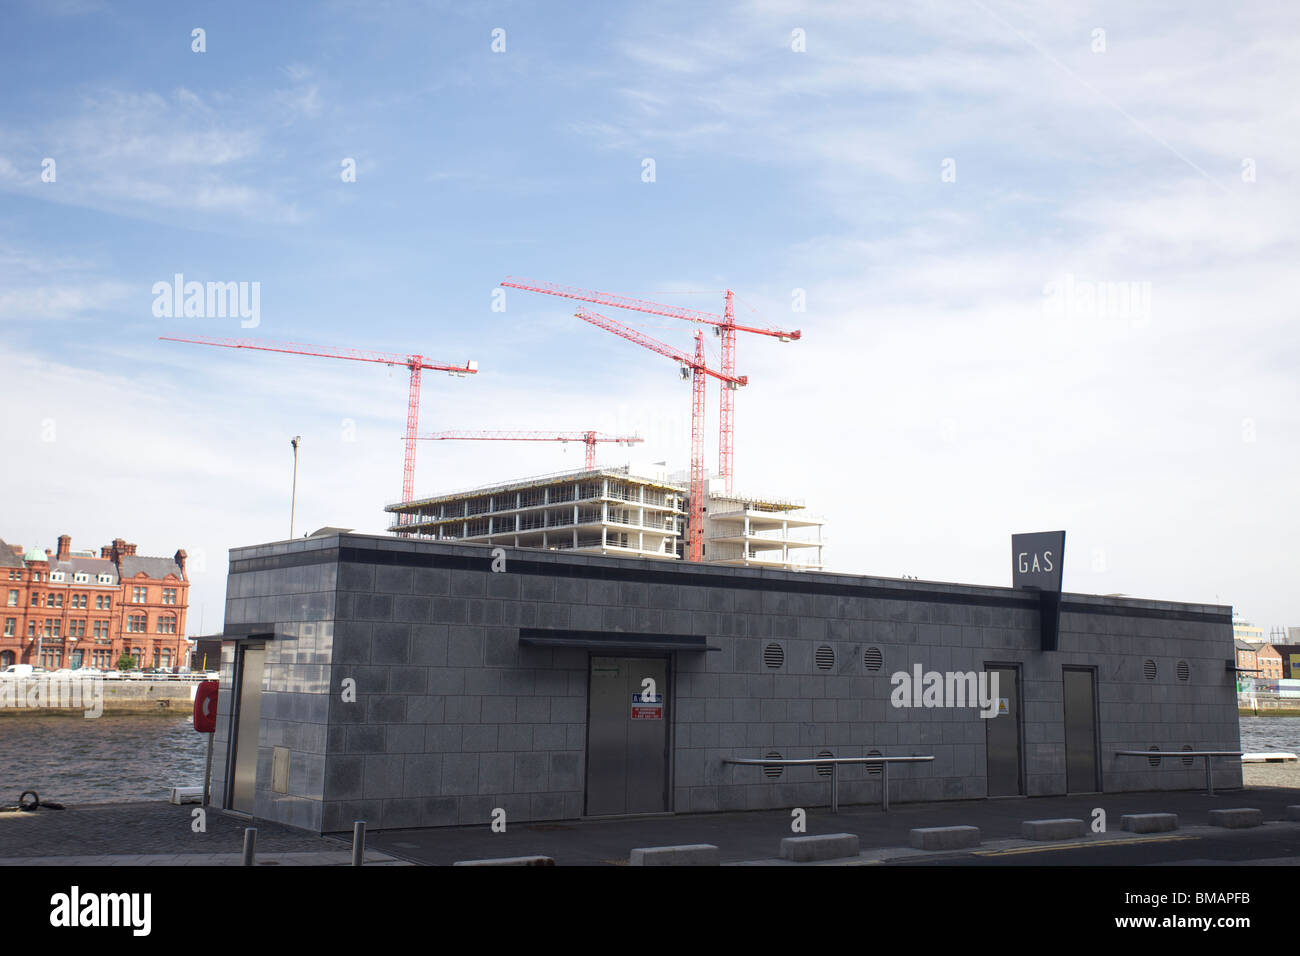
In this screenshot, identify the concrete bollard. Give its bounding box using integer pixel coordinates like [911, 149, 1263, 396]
[1021, 818, 1087, 841]
[1208, 808, 1263, 829]
[241, 827, 257, 866]
[452, 856, 556, 866]
[779, 833, 860, 862]
[909, 826, 981, 850]
[629, 844, 720, 866]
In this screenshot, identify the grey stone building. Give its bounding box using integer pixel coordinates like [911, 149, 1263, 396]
[210, 532, 1240, 834]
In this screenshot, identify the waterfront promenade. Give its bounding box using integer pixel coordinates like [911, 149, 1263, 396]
[3, 778, 1298, 866]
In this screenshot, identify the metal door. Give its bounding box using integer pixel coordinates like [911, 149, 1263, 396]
[228, 642, 266, 813]
[585, 656, 668, 815]
[1063, 667, 1100, 792]
[984, 665, 1022, 796]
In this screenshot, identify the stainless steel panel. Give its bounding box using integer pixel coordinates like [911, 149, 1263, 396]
[1063, 668, 1099, 792]
[585, 656, 668, 816]
[984, 666, 1022, 796]
[230, 643, 265, 813]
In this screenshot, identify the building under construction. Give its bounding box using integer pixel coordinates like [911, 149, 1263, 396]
[385, 466, 824, 571]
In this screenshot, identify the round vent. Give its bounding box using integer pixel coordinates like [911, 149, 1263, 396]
[763, 643, 784, 669]
[864, 647, 883, 672]
[1181, 745, 1194, 767]
[815, 751, 834, 777]
[1176, 661, 1190, 682]
[815, 646, 835, 671]
[1143, 660, 1157, 681]
[1147, 746, 1161, 767]
[866, 749, 883, 777]
[763, 752, 784, 778]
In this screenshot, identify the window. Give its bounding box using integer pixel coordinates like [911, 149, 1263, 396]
[26, 622, 35, 638]
[162, 588, 177, 605]
[98, 574, 112, 584]
[71, 620, 85, 638]
[153, 648, 160, 669]
[51, 571, 64, 582]
[103, 596, 111, 610]
[74, 572, 88, 583]
[6, 590, 15, 607]
[132, 586, 147, 603]
[157, 615, 177, 634]
[53, 593, 64, 608]
[3, 619, 13, 637]
[31, 593, 40, 606]
[127, 614, 147, 633]
[0, 650, 12, 667]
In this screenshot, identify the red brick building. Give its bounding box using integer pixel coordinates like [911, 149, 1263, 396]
[0, 534, 189, 672]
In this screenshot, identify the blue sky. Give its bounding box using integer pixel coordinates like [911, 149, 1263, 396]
[2, 1, 1297, 635]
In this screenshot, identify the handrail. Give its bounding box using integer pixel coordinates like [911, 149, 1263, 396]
[1113, 750, 1243, 796]
[723, 754, 934, 812]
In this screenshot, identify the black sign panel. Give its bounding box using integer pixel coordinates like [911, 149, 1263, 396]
[1012, 531, 1065, 592]
[1011, 531, 1065, 652]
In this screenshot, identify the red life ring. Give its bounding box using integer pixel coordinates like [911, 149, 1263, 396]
[193, 680, 219, 733]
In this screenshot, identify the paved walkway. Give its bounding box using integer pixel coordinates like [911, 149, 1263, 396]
[0, 801, 406, 865]
[366, 784, 1300, 866]
[2, 785, 1296, 866]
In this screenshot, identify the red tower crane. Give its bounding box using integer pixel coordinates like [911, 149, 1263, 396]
[158, 335, 478, 526]
[500, 276, 799, 495]
[414, 430, 643, 471]
[573, 308, 746, 563]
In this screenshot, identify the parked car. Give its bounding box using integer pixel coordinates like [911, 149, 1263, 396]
[1, 664, 35, 679]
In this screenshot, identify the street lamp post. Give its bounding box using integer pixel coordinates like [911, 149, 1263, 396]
[290, 436, 302, 539]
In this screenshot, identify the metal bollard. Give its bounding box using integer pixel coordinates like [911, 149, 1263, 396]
[352, 820, 366, 866]
[242, 827, 257, 866]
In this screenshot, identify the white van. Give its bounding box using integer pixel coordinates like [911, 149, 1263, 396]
[1, 664, 35, 679]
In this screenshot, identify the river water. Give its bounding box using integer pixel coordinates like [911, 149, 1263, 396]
[0, 714, 1296, 806]
[0, 714, 208, 806]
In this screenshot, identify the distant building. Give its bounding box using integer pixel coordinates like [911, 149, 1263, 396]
[0, 534, 190, 671]
[385, 466, 824, 571]
[1234, 639, 1259, 675]
[1257, 643, 1283, 680]
[1232, 617, 1266, 645]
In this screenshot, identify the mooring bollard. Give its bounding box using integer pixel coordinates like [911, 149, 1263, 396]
[242, 827, 257, 866]
[352, 820, 366, 866]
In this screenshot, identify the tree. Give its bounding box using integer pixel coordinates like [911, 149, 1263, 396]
[116, 653, 137, 671]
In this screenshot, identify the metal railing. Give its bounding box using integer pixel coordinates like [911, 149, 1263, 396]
[1113, 750, 1243, 796]
[723, 754, 934, 812]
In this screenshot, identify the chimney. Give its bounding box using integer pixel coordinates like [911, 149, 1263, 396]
[175, 549, 187, 577]
[56, 535, 71, 562]
[44, 549, 52, 560]
[101, 546, 113, 559]
[124, 542, 137, 557]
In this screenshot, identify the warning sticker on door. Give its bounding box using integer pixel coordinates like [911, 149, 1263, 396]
[996, 698, 1009, 716]
[632, 693, 663, 719]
